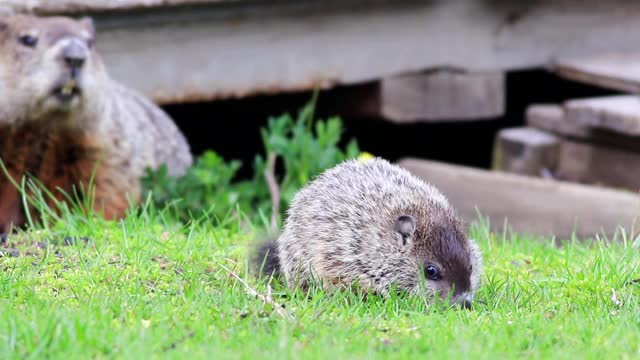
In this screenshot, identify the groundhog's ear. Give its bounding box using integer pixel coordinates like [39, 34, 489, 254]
[79, 16, 95, 36]
[395, 215, 416, 246]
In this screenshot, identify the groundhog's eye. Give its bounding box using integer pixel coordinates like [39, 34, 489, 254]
[425, 265, 442, 281]
[18, 34, 38, 48]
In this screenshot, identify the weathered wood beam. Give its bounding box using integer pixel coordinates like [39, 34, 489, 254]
[13, 0, 640, 104]
[554, 139, 640, 190]
[565, 95, 640, 135]
[492, 127, 559, 177]
[553, 53, 640, 93]
[348, 70, 505, 123]
[398, 158, 640, 239]
[526, 103, 640, 153]
[523, 104, 640, 189]
[2, 0, 226, 14]
[493, 124, 640, 191]
[527, 104, 589, 139]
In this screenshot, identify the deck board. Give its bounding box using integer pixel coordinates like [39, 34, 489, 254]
[8, 0, 640, 103]
[554, 53, 640, 93]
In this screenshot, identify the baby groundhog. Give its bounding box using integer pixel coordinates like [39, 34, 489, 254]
[0, 14, 192, 233]
[256, 158, 483, 307]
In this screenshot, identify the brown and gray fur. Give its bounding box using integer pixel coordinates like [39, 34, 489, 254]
[257, 158, 483, 306]
[0, 14, 192, 233]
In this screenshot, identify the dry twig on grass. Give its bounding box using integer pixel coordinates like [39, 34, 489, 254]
[264, 151, 281, 232]
[220, 260, 293, 320]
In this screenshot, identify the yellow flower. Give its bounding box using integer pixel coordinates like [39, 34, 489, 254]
[358, 152, 375, 162]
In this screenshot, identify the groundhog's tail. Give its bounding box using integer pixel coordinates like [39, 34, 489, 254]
[252, 239, 281, 277]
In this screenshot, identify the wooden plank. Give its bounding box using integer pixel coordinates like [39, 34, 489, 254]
[398, 158, 640, 239]
[526, 103, 640, 153]
[11, 0, 640, 104]
[555, 139, 640, 191]
[565, 95, 640, 135]
[1, 0, 232, 14]
[492, 127, 559, 177]
[373, 70, 505, 122]
[554, 53, 640, 93]
[503, 108, 640, 189]
[527, 104, 588, 138]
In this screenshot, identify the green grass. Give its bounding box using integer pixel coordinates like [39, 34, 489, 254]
[1, 207, 639, 359]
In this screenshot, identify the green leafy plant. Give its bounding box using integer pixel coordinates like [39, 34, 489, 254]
[141, 151, 249, 224]
[141, 95, 360, 225]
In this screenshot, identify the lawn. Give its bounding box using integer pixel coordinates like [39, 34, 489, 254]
[2, 100, 639, 359]
[1, 208, 639, 359]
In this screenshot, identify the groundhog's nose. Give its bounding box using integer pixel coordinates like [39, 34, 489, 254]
[456, 298, 473, 309]
[451, 292, 473, 309]
[62, 42, 87, 70]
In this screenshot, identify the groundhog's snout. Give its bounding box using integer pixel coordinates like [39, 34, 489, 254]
[61, 41, 88, 73]
[49, 39, 90, 102]
[452, 293, 473, 309]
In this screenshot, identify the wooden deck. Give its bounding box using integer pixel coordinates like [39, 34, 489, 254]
[554, 53, 640, 93]
[7, 0, 640, 104]
[2, 0, 232, 14]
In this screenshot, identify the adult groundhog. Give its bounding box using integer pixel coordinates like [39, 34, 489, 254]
[0, 14, 192, 234]
[255, 158, 483, 307]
